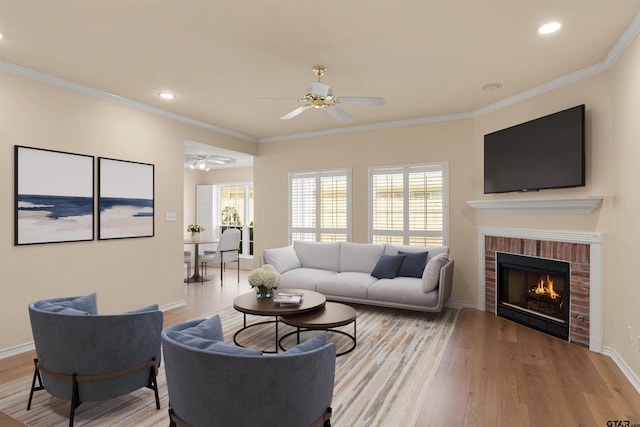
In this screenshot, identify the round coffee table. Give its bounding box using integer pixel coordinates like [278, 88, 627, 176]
[232, 289, 326, 353]
[280, 302, 357, 356]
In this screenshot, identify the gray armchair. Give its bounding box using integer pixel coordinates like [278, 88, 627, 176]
[27, 293, 163, 427]
[162, 315, 336, 427]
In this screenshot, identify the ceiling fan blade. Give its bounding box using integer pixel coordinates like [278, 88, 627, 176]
[280, 105, 312, 120]
[326, 106, 354, 123]
[311, 82, 331, 97]
[336, 96, 385, 106]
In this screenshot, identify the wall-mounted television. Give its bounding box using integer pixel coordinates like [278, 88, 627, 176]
[484, 104, 585, 194]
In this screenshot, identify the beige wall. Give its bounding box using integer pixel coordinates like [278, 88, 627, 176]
[0, 71, 256, 352]
[611, 34, 640, 377]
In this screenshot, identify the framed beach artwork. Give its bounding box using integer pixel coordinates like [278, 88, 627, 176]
[98, 157, 154, 240]
[15, 146, 95, 245]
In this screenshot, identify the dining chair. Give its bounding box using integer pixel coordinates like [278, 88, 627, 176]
[200, 228, 241, 285]
[183, 251, 192, 283]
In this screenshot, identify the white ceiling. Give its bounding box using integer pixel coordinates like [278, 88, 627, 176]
[2, 1, 640, 162]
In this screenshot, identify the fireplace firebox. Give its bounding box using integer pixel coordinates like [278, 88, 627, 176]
[496, 252, 570, 340]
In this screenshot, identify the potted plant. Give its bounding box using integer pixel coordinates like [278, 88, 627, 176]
[187, 224, 205, 241]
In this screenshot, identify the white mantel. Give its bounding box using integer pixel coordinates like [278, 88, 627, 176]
[466, 196, 603, 214]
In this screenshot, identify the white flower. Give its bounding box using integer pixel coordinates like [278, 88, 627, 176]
[248, 265, 281, 289]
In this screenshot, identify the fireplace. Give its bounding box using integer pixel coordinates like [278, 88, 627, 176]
[481, 228, 602, 349]
[496, 253, 570, 340]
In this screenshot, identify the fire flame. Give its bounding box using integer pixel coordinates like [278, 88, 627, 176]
[533, 275, 561, 299]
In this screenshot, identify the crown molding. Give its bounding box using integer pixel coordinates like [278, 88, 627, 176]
[0, 60, 258, 143]
[2, 9, 639, 144]
[257, 112, 473, 143]
[605, 10, 640, 67]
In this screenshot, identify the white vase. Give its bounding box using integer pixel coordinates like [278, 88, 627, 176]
[191, 232, 201, 242]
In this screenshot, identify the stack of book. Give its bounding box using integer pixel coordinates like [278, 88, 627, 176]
[273, 292, 304, 305]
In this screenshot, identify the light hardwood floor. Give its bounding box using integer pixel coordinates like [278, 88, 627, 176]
[2, 268, 639, 426]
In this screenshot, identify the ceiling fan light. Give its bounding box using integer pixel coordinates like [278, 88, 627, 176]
[198, 162, 206, 170]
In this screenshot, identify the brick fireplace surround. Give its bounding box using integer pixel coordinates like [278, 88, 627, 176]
[478, 227, 603, 352]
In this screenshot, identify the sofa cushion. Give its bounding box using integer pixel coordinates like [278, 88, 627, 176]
[317, 272, 378, 299]
[263, 246, 301, 274]
[397, 251, 429, 278]
[422, 253, 450, 292]
[368, 277, 439, 306]
[371, 254, 405, 279]
[293, 241, 340, 271]
[280, 268, 338, 291]
[339, 242, 385, 273]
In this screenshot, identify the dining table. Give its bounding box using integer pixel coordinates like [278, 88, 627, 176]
[183, 238, 219, 282]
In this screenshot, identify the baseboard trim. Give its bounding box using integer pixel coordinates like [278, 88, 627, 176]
[602, 346, 640, 394]
[160, 300, 186, 312]
[0, 342, 34, 360]
[447, 299, 482, 310]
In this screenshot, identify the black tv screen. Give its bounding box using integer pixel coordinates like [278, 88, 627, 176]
[484, 104, 585, 194]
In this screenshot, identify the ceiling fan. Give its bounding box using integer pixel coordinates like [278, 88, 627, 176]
[257, 65, 385, 124]
[184, 154, 236, 170]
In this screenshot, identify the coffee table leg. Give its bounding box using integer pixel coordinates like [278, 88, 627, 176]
[275, 317, 279, 353]
[296, 327, 301, 344]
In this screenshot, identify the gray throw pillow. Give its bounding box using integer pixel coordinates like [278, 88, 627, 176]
[371, 254, 406, 279]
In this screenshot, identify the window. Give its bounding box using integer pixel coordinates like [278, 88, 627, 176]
[369, 163, 448, 246]
[289, 169, 351, 243]
[219, 183, 254, 256]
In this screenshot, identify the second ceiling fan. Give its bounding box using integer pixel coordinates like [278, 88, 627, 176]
[259, 66, 385, 124]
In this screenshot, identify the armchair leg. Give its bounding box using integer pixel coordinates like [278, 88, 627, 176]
[146, 358, 160, 409]
[69, 373, 82, 427]
[27, 358, 44, 411]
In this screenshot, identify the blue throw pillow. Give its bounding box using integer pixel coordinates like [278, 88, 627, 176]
[180, 315, 224, 341]
[371, 254, 406, 279]
[206, 341, 262, 356]
[397, 251, 429, 278]
[34, 293, 98, 314]
[124, 304, 159, 314]
[284, 334, 328, 355]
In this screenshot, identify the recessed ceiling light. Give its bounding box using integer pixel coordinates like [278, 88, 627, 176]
[538, 22, 561, 35]
[158, 91, 176, 100]
[482, 82, 502, 92]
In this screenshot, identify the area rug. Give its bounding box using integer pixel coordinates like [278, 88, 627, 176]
[0, 304, 459, 427]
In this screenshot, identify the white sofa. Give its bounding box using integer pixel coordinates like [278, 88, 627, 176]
[263, 241, 454, 312]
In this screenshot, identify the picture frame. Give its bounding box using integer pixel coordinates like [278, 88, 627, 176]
[98, 157, 154, 240]
[15, 145, 95, 245]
